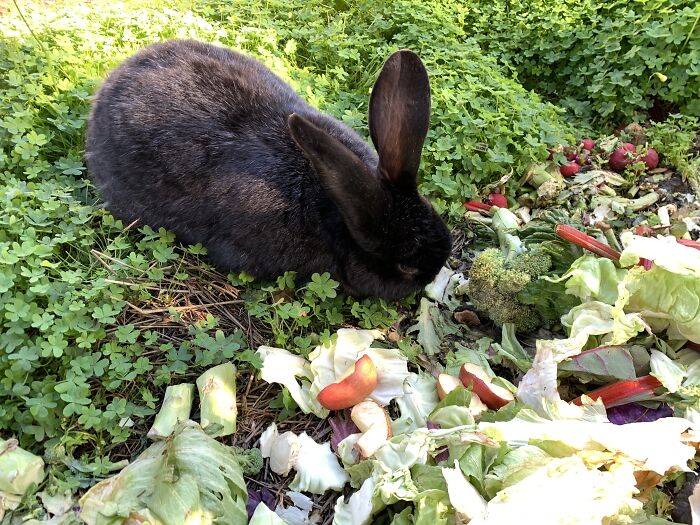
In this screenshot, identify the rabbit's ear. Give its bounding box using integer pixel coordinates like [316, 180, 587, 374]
[288, 113, 385, 245]
[368, 50, 430, 189]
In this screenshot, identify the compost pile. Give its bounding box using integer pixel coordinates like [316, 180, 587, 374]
[9, 130, 700, 524]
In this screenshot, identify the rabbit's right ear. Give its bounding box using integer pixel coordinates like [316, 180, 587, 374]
[288, 113, 385, 247]
[369, 49, 431, 189]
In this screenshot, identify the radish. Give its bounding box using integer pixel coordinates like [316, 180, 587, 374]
[641, 148, 659, 169]
[579, 138, 595, 151]
[560, 161, 580, 177]
[565, 150, 578, 162]
[608, 143, 636, 171]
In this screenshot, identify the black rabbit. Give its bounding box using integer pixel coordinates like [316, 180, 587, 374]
[85, 40, 452, 300]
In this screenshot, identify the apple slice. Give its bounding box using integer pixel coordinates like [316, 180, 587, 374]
[459, 364, 514, 410]
[351, 400, 392, 458]
[468, 394, 489, 418]
[317, 355, 378, 410]
[436, 373, 464, 400]
[436, 373, 489, 417]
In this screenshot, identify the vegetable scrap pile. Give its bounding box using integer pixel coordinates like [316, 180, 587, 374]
[8, 128, 700, 524]
[247, 129, 700, 524]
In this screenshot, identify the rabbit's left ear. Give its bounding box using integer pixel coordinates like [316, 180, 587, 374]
[288, 113, 386, 249]
[368, 49, 431, 189]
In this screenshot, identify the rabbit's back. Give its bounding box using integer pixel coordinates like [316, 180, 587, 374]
[87, 40, 362, 276]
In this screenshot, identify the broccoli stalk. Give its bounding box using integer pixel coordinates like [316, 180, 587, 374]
[147, 383, 194, 440]
[197, 362, 238, 437]
[467, 207, 553, 332]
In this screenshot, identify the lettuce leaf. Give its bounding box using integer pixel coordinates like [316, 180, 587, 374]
[479, 416, 695, 475]
[545, 254, 626, 305]
[470, 456, 643, 525]
[248, 503, 286, 525]
[79, 421, 247, 525]
[391, 373, 440, 435]
[257, 346, 327, 418]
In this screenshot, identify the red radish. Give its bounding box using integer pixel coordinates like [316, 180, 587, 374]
[641, 148, 659, 169]
[608, 143, 637, 171]
[486, 193, 508, 208]
[459, 364, 514, 410]
[571, 375, 662, 408]
[579, 138, 595, 151]
[577, 154, 592, 166]
[565, 150, 578, 162]
[560, 161, 581, 177]
[555, 224, 621, 261]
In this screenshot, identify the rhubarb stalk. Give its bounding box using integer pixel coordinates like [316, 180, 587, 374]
[571, 375, 662, 408]
[464, 200, 493, 215]
[555, 224, 621, 261]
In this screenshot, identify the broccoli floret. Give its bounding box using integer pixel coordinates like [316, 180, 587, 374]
[466, 247, 552, 332]
[233, 446, 263, 476]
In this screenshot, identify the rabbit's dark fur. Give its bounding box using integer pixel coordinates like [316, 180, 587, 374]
[86, 40, 451, 300]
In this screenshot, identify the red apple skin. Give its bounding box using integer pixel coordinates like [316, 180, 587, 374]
[317, 355, 378, 410]
[459, 364, 514, 410]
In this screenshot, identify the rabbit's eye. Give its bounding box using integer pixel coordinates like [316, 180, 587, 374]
[398, 264, 419, 276]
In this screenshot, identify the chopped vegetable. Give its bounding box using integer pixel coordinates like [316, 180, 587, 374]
[147, 383, 194, 440]
[571, 375, 663, 407]
[196, 362, 238, 437]
[467, 246, 552, 332]
[260, 423, 349, 495]
[441, 461, 487, 522]
[0, 438, 45, 518]
[485, 193, 508, 208]
[257, 345, 327, 418]
[232, 447, 264, 476]
[274, 491, 317, 525]
[260, 423, 300, 476]
[79, 420, 247, 525]
[555, 224, 621, 261]
[464, 200, 493, 214]
[249, 502, 286, 525]
[290, 433, 349, 494]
